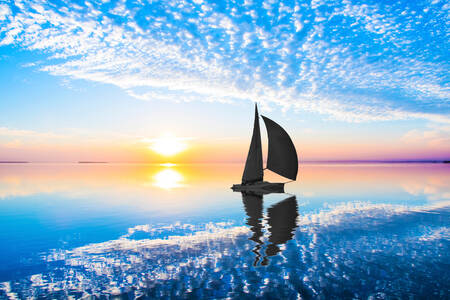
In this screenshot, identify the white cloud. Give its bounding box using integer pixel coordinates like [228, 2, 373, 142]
[0, 4, 10, 21]
[0, 127, 64, 139]
[0, 0, 448, 123]
[401, 125, 450, 147]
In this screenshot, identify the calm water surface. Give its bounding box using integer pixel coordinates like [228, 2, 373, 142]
[0, 163, 448, 299]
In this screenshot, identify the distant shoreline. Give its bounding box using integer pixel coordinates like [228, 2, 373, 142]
[0, 160, 448, 164]
[302, 160, 450, 164]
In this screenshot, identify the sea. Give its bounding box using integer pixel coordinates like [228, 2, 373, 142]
[0, 163, 448, 299]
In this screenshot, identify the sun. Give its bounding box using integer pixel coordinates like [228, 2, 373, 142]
[150, 134, 188, 156]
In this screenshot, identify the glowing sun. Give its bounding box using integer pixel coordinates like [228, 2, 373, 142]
[150, 134, 188, 156]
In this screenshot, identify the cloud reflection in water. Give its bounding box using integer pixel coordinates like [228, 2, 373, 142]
[1, 202, 448, 299]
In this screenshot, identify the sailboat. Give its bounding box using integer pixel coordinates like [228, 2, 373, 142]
[231, 103, 298, 194]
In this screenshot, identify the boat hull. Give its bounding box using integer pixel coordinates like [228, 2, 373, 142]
[231, 181, 285, 194]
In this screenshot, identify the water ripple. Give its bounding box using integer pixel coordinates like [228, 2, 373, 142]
[1, 202, 448, 299]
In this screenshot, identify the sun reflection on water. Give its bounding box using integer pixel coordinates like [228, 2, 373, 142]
[153, 168, 184, 190]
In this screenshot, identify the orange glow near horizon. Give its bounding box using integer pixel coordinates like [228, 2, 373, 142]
[1, 162, 448, 196]
[0, 135, 448, 163]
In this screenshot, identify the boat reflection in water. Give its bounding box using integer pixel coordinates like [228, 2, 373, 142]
[242, 192, 298, 266]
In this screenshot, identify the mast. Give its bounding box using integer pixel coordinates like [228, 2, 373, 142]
[242, 104, 264, 184]
[261, 116, 298, 181]
[241, 192, 264, 265]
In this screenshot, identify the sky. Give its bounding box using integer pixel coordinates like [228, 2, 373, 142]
[0, 0, 449, 162]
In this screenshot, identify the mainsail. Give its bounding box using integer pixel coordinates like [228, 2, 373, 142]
[261, 116, 298, 181]
[242, 104, 264, 184]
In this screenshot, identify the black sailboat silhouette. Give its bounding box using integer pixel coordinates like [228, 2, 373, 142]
[232, 103, 298, 193]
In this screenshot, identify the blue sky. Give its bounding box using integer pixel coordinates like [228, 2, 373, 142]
[0, 0, 449, 161]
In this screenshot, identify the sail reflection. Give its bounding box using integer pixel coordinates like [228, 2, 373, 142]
[265, 196, 298, 257]
[241, 192, 299, 266]
[153, 168, 184, 190]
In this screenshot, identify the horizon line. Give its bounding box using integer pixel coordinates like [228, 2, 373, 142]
[0, 159, 448, 164]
